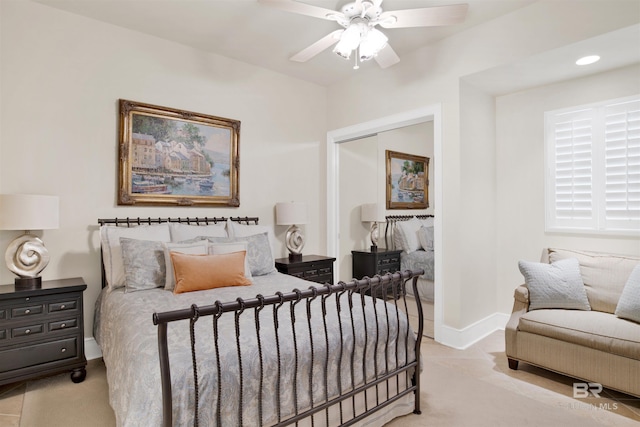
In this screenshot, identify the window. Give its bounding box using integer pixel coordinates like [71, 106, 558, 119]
[545, 95, 640, 235]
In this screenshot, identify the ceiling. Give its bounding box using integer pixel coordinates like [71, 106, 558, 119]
[32, 0, 538, 86]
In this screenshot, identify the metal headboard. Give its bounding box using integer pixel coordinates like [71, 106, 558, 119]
[384, 214, 434, 250]
[98, 216, 259, 288]
[97, 216, 258, 227]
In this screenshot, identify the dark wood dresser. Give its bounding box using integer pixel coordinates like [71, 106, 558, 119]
[275, 255, 335, 285]
[0, 277, 87, 386]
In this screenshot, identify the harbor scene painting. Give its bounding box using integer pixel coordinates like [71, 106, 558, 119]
[118, 100, 240, 206]
[386, 150, 429, 209]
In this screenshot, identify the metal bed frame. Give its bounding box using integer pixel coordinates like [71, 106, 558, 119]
[98, 217, 425, 426]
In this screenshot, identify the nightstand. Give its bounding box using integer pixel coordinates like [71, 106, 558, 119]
[0, 277, 87, 386]
[275, 255, 336, 285]
[352, 249, 403, 299]
[352, 248, 402, 279]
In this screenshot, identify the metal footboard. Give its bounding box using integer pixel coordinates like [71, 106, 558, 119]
[153, 270, 425, 427]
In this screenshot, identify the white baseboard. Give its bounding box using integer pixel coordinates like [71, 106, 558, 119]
[437, 312, 510, 350]
[85, 337, 102, 360]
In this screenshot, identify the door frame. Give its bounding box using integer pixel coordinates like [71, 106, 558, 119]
[326, 104, 443, 341]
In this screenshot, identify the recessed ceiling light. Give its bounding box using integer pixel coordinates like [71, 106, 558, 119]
[576, 55, 601, 66]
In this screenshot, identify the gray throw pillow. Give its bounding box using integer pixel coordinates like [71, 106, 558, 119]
[193, 232, 276, 276]
[120, 238, 166, 292]
[518, 258, 591, 311]
[615, 265, 640, 324]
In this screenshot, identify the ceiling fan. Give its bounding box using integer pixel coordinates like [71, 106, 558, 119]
[258, 0, 469, 69]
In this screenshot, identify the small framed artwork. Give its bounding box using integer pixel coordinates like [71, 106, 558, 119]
[118, 99, 240, 206]
[386, 150, 429, 209]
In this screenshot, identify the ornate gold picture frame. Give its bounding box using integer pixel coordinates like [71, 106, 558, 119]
[386, 150, 429, 210]
[118, 99, 240, 206]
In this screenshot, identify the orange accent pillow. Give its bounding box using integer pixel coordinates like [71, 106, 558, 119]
[170, 251, 252, 294]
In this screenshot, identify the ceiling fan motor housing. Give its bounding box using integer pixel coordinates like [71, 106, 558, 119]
[341, 1, 383, 22]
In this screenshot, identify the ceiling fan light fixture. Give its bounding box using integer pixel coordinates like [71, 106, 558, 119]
[333, 22, 362, 59]
[359, 27, 388, 61]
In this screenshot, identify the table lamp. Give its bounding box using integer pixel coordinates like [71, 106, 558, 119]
[0, 194, 59, 289]
[276, 201, 308, 261]
[361, 203, 381, 251]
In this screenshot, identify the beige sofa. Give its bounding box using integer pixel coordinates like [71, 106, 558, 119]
[505, 248, 640, 398]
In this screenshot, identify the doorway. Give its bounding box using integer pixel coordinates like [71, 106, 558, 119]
[326, 105, 442, 341]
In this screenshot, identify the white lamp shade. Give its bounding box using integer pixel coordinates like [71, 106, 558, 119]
[276, 202, 308, 225]
[359, 28, 388, 61]
[361, 203, 381, 223]
[0, 194, 59, 230]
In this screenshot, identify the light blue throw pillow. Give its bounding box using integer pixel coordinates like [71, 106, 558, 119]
[615, 265, 640, 324]
[120, 238, 166, 292]
[191, 232, 276, 276]
[518, 258, 591, 311]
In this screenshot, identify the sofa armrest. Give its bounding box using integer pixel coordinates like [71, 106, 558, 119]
[505, 285, 530, 359]
[514, 285, 529, 304]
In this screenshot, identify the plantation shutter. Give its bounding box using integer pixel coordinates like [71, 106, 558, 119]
[603, 99, 640, 230]
[546, 108, 596, 230]
[545, 95, 640, 235]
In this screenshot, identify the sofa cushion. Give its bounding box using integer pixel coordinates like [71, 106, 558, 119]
[518, 258, 591, 311]
[518, 310, 640, 361]
[615, 265, 640, 324]
[548, 248, 640, 314]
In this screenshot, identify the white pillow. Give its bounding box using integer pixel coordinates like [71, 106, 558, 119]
[226, 219, 277, 257]
[419, 217, 434, 228]
[417, 226, 434, 251]
[615, 265, 640, 324]
[100, 224, 171, 289]
[169, 222, 227, 242]
[209, 241, 253, 281]
[518, 258, 591, 311]
[396, 217, 422, 253]
[163, 241, 209, 290]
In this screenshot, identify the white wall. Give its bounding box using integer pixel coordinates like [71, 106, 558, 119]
[0, 0, 327, 338]
[459, 80, 497, 324]
[327, 0, 640, 333]
[495, 64, 640, 314]
[338, 135, 377, 280]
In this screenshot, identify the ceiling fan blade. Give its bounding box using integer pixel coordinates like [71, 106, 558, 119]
[290, 30, 343, 62]
[379, 4, 469, 28]
[374, 44, 400, 69]
[258, 0, 341, 21]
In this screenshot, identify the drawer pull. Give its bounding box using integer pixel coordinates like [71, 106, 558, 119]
[50, 301, 77, 312]
[61, 323, 66, 328]
[61, 348, 66, 353]
[25, 329, 31, 335]
[25, 309, 31, 314]
[25, 297, 30, 301]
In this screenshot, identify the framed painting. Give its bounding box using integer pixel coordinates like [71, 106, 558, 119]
[118, 99, 240, 206]
[386, 150, 429, 209]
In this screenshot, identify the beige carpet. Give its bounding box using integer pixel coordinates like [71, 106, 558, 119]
[5, 331, 640, 427]
[18, 359, 115, 427]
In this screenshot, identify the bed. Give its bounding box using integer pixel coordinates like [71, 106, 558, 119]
[384, 215, 434, 302]
[94, 216, 425, 427]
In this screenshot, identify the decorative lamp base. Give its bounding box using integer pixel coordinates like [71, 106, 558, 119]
[15, 276, 42, 290]
[288, 253, 302, 262]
